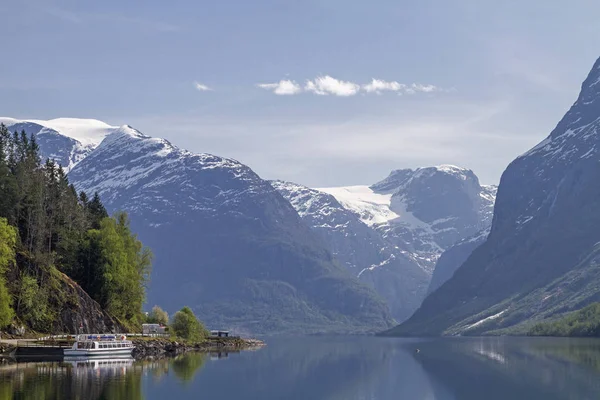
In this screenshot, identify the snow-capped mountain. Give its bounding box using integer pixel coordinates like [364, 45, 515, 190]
[0, 117, 117, 171]
[392, 56, 600, 336]
[272, 181, 430, 322]
[319, 166, 496, 273]
[60, 123, 394, 334]
[274, 166, 496, 322]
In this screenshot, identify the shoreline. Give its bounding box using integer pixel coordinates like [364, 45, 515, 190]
[125, 337, 265, 360]
[0, 337, 265, 362]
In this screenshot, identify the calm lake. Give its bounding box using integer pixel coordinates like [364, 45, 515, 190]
[3, 336, 600, 399]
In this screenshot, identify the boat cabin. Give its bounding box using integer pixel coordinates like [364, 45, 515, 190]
[64, 334, 134, 356]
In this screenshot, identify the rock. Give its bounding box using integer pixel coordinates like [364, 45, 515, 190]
[8, 324, 25, 336]
[54, 273, 126, 334]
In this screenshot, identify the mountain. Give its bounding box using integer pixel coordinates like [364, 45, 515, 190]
[320, 166, 496, 273]
[271, 181, 430, 322]
[274, 167, 496, 322]
[34, 122, 393, 334]
[388, 56, 600, 336]
[0, 117, 115, 171]
[426, 228, 489, 295]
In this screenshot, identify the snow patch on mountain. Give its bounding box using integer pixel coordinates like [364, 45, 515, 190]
[0, 117, 119, 171]
[28, 118, 116, 147]
[316, 186, 399, 226]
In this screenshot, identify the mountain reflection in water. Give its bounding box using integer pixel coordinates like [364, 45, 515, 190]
[3, 337, 600, 399]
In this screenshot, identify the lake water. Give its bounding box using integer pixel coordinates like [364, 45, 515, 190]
[3, 336, 600, 399]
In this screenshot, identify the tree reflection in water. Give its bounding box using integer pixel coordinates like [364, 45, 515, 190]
[0, 353, 209, 400]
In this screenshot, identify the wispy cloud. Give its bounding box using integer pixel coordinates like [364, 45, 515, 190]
[257, 80, 302, 95]
[256, 76, 443, 97]
[194, 82, 213, 92]
[363, 79, 405, 93]
[363, 79, 442, 95]
[305, 76, 361, 96]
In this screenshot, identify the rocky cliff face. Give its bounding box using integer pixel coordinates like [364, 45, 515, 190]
[389, 56, 600, 336]
[55, 273, 126, 334]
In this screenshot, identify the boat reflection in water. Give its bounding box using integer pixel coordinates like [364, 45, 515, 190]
[64, 355, 135, 373]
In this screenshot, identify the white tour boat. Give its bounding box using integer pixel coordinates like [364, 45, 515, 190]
[63, 334, 135, 357]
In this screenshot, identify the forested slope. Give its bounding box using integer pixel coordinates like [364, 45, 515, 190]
[0, 124, 151, 333]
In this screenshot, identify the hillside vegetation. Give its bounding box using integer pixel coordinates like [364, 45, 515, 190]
[0, 124, 151, 332]
[529, 303, 600, 337]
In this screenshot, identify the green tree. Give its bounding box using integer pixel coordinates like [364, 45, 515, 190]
[148, 305, 169, 325]
[0, 127, 152, 333]
[0, 218, 16, 327]
[170, 306, 208, 341]
[81, 213, 152, 326]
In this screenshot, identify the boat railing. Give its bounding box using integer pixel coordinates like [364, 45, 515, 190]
[17, 340, 73, 348]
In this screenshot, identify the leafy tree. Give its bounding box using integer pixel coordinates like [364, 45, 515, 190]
[80, 213, 152, 326]
[0, 218, 16, 327]
[147, 305, 169, 325]
[171, 306, 208, 341]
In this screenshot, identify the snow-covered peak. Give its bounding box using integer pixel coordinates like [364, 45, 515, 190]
[1, 117, 117, 147]
[0, 117, 123, 171]
[27, 118, 116, 147]
[370, 164, 478, 195]
[410, 164, 477, 183]
[68, 123, 261, 211]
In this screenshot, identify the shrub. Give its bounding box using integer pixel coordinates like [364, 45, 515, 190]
[170, 306, 208, 341]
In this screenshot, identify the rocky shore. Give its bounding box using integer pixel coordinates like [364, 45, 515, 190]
[131, 337, 265, 360]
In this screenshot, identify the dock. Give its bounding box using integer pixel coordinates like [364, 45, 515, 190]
[9, 339, 73, 359]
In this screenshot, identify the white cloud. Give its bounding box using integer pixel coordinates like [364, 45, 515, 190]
[409, 83, 439, 93]
[256, 76, 443, 97]
[363, 79, 405, 93]
[194, 82, 212, 91]
[257, 80, 302, 95]
[305, 76, 360, 96]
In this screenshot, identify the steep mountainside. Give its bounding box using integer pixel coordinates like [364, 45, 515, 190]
[272, 181, 429, 322]
[274, 168, 496, 322]
[426, 229, 489, 295]
[65, 125, 394, 334]
[389, 56, 600, 336]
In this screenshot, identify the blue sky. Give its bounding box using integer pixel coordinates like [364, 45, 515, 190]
[2, 0, 599, 186]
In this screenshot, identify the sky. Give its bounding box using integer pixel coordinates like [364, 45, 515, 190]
[1, 0, 600, 187]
